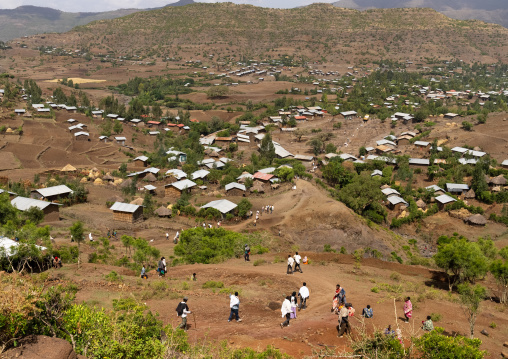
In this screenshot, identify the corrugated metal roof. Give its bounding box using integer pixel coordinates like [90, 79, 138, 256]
[371, 170, 383, 176]
[414, 141, 430, 146]
[451, 147, 468, 153]
[144, 185, 156, 191]
[237, 173, 253, 180]
[171, 179, 197, 191]
[253, 172, 274, 181]
[191, 170, 210, 180]
[0, 189, 17, 196]
[426, 185, 445, 192]
[294, 154, 314, 161]
[0, 236, 46, 256]
[201, 199, 238, 214]
[446, 183, 469, 192]
[11, 197, 60, 211]
[381, 188, 400, 196]
[204, 161, 225, 169]
[34, 185, 73, 198]
[74, 132, 89, 137]
[258, 167, 276, 174]
[435, 195, 457, 204]
[340, 111, 357, 116]
[225, 182, 246, 191]
[166, 169, 187, 180]
[502, 160, 508, 166]
[134, 156, 148, 162]
[110, 202, 141, 213]
[409, 158, 430, 165]
[387, 196, 408, 206]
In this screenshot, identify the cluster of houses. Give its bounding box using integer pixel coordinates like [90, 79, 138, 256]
[0, 184, 74, 222]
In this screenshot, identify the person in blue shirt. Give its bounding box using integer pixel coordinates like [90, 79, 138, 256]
[362, 304, 373, 318]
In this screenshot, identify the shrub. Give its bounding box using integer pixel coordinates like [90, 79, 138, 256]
[105, 271, 122, 282]
[340, 246, 347, 254]
[430, 313, 442, 322]
[202, 281, 224, 289]
[371, 287, 380, 293]
[390, 272, 401, 281]
[324, 244, 336, 253]
[253, 259, 266, 266]
[251, 244, 269, 254]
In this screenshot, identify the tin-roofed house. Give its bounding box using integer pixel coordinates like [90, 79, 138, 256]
[201, 199, 238, 217]
[31, 185, 73, 202]
[435, 194, 457, 210]
[225, 182, 247, 196]
[386, 196, 408, 211]
[165, 179, 196, 198]
[11, 197, 62, 222]
[109, 202, 143, 223]
[134, 156, 148, 168]
[446, 183, 469, 196]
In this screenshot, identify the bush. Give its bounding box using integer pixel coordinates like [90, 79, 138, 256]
[415, 327, 486, 358]
[174, 228, 248, 264]
[202, 281, 224, 289]
[371, 286, 380, 293]
[253, 259, 266, 266]
[324, 244, 336, 253]
[251, 244, 269, 254]
[430, 313, 442, 322]
[105, 271, 122, 282]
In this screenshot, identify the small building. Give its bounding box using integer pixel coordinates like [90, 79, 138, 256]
[409, 158, 430, 167]
[165, 169, 187, 183]
[115, 136, 127, 145]
[381, 188, 401, 198]
[201, 199, 237, 217]
[11, 197, 61, 222]
[74, 132, 90, 141]
[340, 111, 357, 120]
[435, 194, 457, 210]
[143, 185, 157, 195]
[134, 156, 148, 168]
[109, 202, 143, 223]
[165, 179, 196, 198]
[464, 214, 487, 226]
[386, 196, 408, 211]
[31, 185, 73, 202]
[14, 109, 25, 116]
[99, 135, 108, 143]
[253, 172, 274, 183]
[502, 160, 508, 169]
[371, 169, 383, 178]
[414, 141, 430, 151]
[191, 170, 210, 181]
[155, 206, 171, 218]
[396, 135, 412, 146]
[225, 182, 247, 196]
[426, 185, 446, 197]
[0, 189, 17, 200]
[446, 183, 469, 195]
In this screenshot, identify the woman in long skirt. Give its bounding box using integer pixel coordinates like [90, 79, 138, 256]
[290, 291, 298, 319]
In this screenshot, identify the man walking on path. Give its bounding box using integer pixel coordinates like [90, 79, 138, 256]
[244, 244, 250, 262]
[287, 255, 294, 275]
[293, 252, 303, 273]
[166, 232, 169, 241]
[280, 296, 292, 328]
[337, 303, 351, 337]
[228, 292, 242, 322]
[176, 297, 191, 331]
[298, 282, 309, 310]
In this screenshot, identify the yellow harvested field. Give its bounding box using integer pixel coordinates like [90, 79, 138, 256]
[46, 77, 106, 84]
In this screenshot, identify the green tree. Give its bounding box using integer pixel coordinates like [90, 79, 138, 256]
[462, 121, 473, 131]
[322, 160, 353, 188]
[415, 327, 486, 358]
[206, 85, 229, 99]
[152, 103, 162, 119]
[434, 238, 488, 291]
[23, 207, 44, 225]
[143, 192, 155, 217]
[490, 259, 508, 303]
[293, 128, 308, 142]
[237, 198, 253, 218]
[457, 284, 486, 339]
[69, 221, 84, 269]
[336, 174, 384, 214]
[307, 138, 323, 156]
[260, 133, 276, 164]
[325, 143, 337, 154]
[113, 120, 123, 134]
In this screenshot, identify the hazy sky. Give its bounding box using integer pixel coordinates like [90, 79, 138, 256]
[2, 0, 336, 12]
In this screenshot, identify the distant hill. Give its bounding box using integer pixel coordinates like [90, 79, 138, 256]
[332, 0, 508, 28]
[0, 0, 195, 42]
[27, 3, 508, 64]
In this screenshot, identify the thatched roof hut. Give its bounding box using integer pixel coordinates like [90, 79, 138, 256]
[130, 197, 144, 206]
[144, 173, 157, 182]
[120, 178, 133, 188]
[107, 195, 125, 203]
[464, 188, 476, 199]
[155, 206, 172, 217]
[250, 182, 265, 193]
[490, 175, 507, 186]
[103, 174, 114, 182]
[210, 151, 219, 158]
[416, 199, 427, 209]
[61, 164, 77, 172]
[204, 148, 212, 155]
[464, 214, 487, 226]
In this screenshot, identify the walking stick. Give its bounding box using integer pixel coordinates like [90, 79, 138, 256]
[192, 312, 197, 330]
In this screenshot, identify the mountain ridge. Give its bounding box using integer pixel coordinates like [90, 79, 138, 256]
[22, 3, 508, 65]
[332, 0, 508, 28]
[0, 0, 196, 42]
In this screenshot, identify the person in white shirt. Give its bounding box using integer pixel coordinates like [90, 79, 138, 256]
[287, 255, 294, 275]
[280, 296, 292, 328]
[166, 232, 169, 240]
[176, 297, 191, 331]
[290, 291, 298, 319]
[293, 252, 302, 273]
[228, 292, 242, 322]
[89, 233, 93, 242]
[298, 282, 310, 310]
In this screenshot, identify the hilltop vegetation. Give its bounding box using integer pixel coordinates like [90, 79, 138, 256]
[28, 3, 508, 64]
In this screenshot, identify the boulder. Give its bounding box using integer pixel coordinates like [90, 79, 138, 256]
[3, 335, 79, 359]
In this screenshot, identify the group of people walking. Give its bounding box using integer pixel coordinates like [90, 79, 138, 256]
[286, 252, 306, 274]
[280, 282, 310, 328]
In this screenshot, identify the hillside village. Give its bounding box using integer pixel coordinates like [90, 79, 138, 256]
[1, 3, 508, 359]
